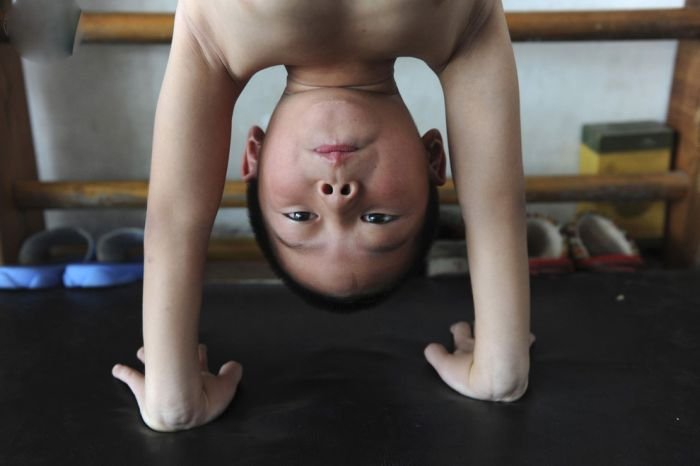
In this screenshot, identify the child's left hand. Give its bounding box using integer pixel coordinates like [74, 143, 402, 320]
[112, 343, 242, 432]
[424, 322, 534, 403]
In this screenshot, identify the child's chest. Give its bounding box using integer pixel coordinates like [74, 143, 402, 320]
[192, 0, 486, 74]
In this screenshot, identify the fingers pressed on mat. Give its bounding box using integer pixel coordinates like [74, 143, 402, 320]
[112, 364, 145, 401]
[424, 343, 450, 371]
[423, 343, 470, 390]
[450, 321, 473, 338]
[450, 322, 475, 352]
[198, 344, 209, 372]
[219, 361, 243, 380]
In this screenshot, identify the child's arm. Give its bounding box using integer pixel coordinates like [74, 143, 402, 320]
[112, 3, 244, 431]
[424, 0, 531, 402]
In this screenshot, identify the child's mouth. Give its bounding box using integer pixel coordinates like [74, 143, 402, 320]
[313, 145, 359, 165]
[314, 145, 358, 154]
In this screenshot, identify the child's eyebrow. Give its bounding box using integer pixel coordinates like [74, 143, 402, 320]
[273, 231, 410, 255]
[365, 236, 411, 255]
[273, 232, 319, 251]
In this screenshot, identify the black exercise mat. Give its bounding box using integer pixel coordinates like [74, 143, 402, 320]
[1, 270, 699, 466]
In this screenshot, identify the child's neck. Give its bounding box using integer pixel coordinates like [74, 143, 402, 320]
[284, 60, 398, 95]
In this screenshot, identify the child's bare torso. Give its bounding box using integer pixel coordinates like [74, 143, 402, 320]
[184, 0, 490, 77]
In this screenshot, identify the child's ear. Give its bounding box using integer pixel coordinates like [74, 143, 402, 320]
[422, 129, 447, 186]
[241, 126, 266, 181]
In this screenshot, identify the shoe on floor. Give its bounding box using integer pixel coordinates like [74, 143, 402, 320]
[564, 212, 643, 272]
[63, 227, 144, 288]
[527, 213, 574, 275]
[427, 240, 469, 277]
[0, 227, 94, 289]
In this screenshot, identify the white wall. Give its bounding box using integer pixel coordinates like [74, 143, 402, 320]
[20, 0, 685, 237]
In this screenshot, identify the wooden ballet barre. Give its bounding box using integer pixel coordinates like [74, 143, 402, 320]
[78, 13, 174, 44]
[522, 172, 690, 203]
[12, 172, 690, 210]
[2, 9, 700, 45]
[507, 9, 700, 41]
[207, 237, 263, 262]
[57, 9, 700, 43]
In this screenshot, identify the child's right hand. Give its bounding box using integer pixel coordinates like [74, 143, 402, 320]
[112, 344, 242, 432]
[424, 322, 533, 403]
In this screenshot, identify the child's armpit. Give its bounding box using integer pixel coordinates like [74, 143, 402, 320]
[176, 1, 235, 79]
[441, 0, 499, 69]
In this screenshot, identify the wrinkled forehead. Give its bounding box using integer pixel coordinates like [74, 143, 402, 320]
[273, 236, 418, 298]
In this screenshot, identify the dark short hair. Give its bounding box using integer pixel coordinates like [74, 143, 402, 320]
[246, 179, 439, 313]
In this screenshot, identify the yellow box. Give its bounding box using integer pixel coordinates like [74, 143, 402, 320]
[577, 122, 673, 240]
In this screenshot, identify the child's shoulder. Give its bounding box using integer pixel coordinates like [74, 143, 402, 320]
[452, 0, 497, 48]
[177, 0, 224, 27]
[436, 0, 501, 68]
[175, 0, 257, 77]
[175, 0, 497, 75]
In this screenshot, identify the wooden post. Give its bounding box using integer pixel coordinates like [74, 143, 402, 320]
[0, 6, 44, 264]
[666, 0, 700, 266]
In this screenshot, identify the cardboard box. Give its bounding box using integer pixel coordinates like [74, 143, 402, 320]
[578, 121, 673, 239]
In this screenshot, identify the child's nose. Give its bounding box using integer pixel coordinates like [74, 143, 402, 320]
[318, 181, 358, 203]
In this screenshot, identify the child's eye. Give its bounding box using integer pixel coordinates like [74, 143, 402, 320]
[284, 212, 317, 222]
[361, 213, 398, 224]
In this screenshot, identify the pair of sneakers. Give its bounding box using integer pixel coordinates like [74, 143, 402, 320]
[428, 211, 643, 277]
[0, 227, 145, 289]
[528, 212, 644, 275]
